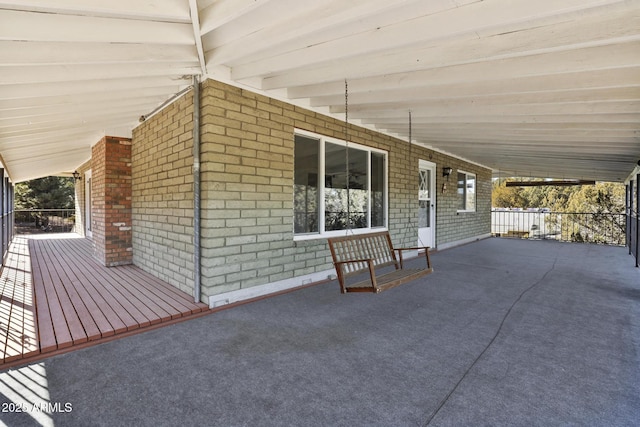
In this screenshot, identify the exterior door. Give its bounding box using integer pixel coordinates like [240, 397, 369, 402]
[84, 170, 92, 238]
[418, 160, 436, 248]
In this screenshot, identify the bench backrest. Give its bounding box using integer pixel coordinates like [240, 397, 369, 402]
[327, 231, 399, 277]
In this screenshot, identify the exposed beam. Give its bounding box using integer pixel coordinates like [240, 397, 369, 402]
[0, 63, 201, 85]
[189, 0, 207, 76]
[0, 76, 190, 100]
[0, 86, 180, 110]
[233, 8, 640, 81]
[505, 180, 596, 187]
[264, 41, 640, 90]
[361, 113, 640, 124]
[198, 0, 273, 36]
[341, 101, 640, 118]
[211, 0, 467, 66]
[316, 86, 640, 110]
[0, 41, 197, 66]
[0, 0, 190, 22]
[0, 9, 194, 44]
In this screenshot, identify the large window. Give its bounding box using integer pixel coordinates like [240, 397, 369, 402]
[294, 131, 387, 238]
[457, 171, 476, 212]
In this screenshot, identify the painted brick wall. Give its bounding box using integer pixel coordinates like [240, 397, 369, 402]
[129, 79, 491, 302]
[197, 79, 491, 299]
[131, 93, 195, 295]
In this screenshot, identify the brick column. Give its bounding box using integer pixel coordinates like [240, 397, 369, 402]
[91, 136, 133, 266]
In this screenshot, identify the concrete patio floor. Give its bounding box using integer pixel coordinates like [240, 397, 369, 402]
[1, 238, 639, 426]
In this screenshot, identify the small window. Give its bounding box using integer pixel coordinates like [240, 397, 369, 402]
[294, 130, 387, 238]
[457, 171, 476, 212]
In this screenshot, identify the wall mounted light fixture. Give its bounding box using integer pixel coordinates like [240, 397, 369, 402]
[442, 167, 453, 180]
[72, 170, 81, 181]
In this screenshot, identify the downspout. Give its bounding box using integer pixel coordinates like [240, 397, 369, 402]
[193, 75, 202, 302]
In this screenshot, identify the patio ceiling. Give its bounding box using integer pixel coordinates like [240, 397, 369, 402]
[1, 0, 639, 183]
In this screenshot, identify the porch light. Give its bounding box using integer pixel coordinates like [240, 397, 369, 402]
[72, 171, 81, 181]
[442, 167, 453, 180]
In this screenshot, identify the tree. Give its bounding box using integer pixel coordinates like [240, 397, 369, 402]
[15, 176, 75, 210]
[492, 180, 526, 208]
[492, 178, 625, 244]
[563, 182, 625, 244]
[15, 177, 75, 229]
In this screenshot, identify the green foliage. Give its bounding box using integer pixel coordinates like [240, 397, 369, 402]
[492, 179, 624, 213]
[15, 176, 75, 210]
[492, 179, 626, 244]
[491, 180, 526, 207]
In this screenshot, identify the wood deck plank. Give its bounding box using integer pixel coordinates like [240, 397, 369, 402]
[0, 284, 19, 362]
[40, 239, 102, 342]
[121, 265, 207, 314]
[34, 240, 88, 346]
[0, 235, 209, 366]
[1, 242, 25, 362]
[38, 239, 120, 338]
[0, 277, 8, 360]
[58, 240, 165, 326]
[40, 240, 151, 330]
[28, 241, 57, 353]
[10, 262, 37, 361]
[60, 239, 175, 324]
[62, 239, 206, 313]
[29, 241, 73, 350]
[104, 266, 184, 321]
[69, 280, 117, 338]
[2, 242, 21, 362]
[49, 242, 138, 334]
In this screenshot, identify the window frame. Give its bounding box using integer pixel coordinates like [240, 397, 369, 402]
[457, 170, 477, 213]
[293, 129, 388, 241]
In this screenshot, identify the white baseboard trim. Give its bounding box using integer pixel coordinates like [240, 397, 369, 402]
[206, 233, 491, 308]
[437, 233, 492, 251]
[207, 268, 335, 309]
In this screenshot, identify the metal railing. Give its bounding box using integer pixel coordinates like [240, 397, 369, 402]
[492, 209, 626, 246]
[15, 209, 75, 234]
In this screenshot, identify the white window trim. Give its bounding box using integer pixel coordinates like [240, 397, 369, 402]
[294, 129, 388, 241]
[457, 169, 477, 213]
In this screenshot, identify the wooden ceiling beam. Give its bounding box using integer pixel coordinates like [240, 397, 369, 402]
[505, 180, 596, 187]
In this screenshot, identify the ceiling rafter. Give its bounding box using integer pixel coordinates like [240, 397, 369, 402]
[188, 0, 207, 76]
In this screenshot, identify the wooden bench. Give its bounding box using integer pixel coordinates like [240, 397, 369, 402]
[327, 231, 433, 293]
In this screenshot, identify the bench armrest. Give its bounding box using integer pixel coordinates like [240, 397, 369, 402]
[394, 247, 432, 269]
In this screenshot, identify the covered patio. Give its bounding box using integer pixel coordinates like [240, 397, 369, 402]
[1, 237, 638, 425]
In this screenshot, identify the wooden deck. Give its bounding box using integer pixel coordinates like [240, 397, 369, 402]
[1, 235, 208, 366]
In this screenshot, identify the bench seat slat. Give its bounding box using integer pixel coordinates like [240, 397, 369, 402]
[345, 268, 433, 293]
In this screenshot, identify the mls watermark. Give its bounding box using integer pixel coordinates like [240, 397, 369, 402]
[2, 402, 73, 413]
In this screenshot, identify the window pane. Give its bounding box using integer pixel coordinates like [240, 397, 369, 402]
[294, 135, 319, 233]
[466, 174, 476, 211]
[371, 152, 385, 227]
[457, 172, 466, 210]
[419, 169, 430, 200]
[324, 142, 368, 230]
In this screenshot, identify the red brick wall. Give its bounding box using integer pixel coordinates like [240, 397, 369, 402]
[91, 136, 132, 266]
